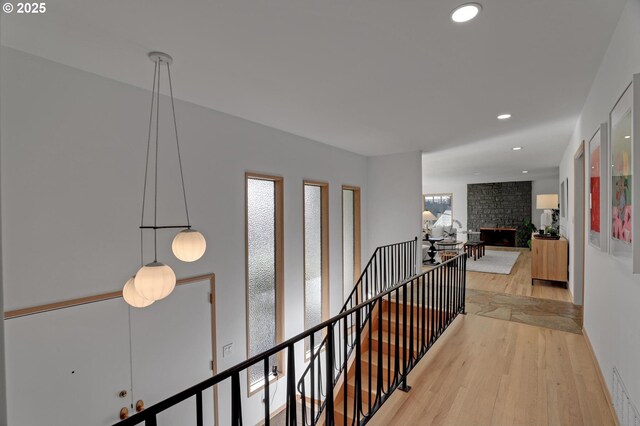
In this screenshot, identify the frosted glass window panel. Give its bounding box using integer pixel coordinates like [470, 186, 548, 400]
[343, 190, 355, 301]
[247, 178, 277, 385]
[305, 185, 323, 350]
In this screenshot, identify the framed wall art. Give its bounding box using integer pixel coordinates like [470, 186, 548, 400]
[560, 180, 567, 218]
[589, 123, 608, 250]
[609, 74, 640, 272]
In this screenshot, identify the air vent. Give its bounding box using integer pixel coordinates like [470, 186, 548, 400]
[613, 367, 640, 426]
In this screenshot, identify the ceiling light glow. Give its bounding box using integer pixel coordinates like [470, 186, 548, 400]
[513, 147, 522, 151]
[522, 170, 529, 174]
[451, 3, 482, 23]
[497, 114, 512, 120]
[625, 135, 631, 139]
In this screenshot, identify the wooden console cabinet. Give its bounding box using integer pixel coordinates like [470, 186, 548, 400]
[531, 235, 569, 286]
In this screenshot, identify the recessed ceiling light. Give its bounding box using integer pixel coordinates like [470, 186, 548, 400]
[625, 135, 631, 139]
[522, 170, 529, 174]
[451, 3, 482, 23]
[512, 147, 522, 151]
[497, 114, 512, 120]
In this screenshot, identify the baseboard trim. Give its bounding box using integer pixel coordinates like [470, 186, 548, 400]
[582, 327, 619, 426]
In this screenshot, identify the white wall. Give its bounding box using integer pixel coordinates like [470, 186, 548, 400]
[0, 47, 404, 424]
[0, 44, 6, 425]
[559, 0, 640, 413]
[367, 152, 422, 269]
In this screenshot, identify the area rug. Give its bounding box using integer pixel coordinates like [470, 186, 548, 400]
[465, 289, 583, 334]
[465, 249, 520, 274]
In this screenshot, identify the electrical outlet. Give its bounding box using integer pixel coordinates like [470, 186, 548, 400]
[223, 343, 233, 358]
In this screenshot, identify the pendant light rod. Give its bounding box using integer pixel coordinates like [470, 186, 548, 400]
[140, 225, 192, 230]
[167, 64, 191, 227]
[140, 61, 157, 229]
[154, 54, 161, 262]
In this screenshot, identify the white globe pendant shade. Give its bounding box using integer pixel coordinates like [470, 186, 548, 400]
[172, 229, 206, 262]
[123, 277, 154, 308]
[134, 262, 176, 301]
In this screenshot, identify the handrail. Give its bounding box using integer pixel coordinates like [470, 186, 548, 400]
[297, 238, 418, 424]
[115, 246, 467, 426]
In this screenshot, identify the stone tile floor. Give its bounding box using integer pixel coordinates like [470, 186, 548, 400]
[465, 288, 583, 334]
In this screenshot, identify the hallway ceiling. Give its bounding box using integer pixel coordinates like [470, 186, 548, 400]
[1, 0, 626, 167]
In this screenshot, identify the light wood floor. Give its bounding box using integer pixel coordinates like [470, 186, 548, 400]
[425, 247, 573, 303]
[368, 314, 616, 426]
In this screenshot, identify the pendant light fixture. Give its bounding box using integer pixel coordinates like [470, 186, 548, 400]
[123, 277, 154, 308]
[123, 52, 206, 307]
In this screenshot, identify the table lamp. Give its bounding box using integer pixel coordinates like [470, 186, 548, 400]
[422, 210, 437, 233]
[536, 194, 559, 229]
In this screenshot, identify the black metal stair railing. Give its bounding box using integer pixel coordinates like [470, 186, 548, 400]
[113, 250, 467, 426]
[297, 238, 418, 425]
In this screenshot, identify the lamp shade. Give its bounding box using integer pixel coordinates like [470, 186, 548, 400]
[123, 277, 154, 308]
[536, 194, 559, 210]
[172, 229, 206, 262]
[134, 262, 176, 301]
[422, 210, 437, 221]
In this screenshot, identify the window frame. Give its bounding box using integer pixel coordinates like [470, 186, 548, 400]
[302, 180, 330, 355]
[342, 185, 361, 302]
[245, 172, 285, 396]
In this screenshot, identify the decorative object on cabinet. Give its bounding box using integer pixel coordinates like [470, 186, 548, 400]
[536, 194, 559, 229]
[531, 235, 568, 286]
[123, 52, 207, 307]
[589, 123, 609, 250]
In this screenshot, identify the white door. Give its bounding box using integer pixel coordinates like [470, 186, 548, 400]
[129, 281, 216, 425]
[5, 299, 132, 426]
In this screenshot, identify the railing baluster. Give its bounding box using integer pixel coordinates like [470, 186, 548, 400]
[286, 345, 296, 426]
[377, 296, 384, 398]
[409, 277, 415, 362]
[263, 359, 270, 426]
[368, 301, 373, 413]
[399, 282, 410, 392]
[386, 291, 392, 389]
[355, 308, 362, 423]
[429, 270, 434, 346]
[421, 274, 426, 353]
[343, 316, 348, 426]
[147, 415, 157, 426]
[446, 260, 450, 325]
[325, 325, 335, 426]
[394, 288, 400, 388]
[310, 333, 315, 424]
[231, 372, 242, 426]
[196, 391, 203, 426]
[462, 255, 466, 314]
[438, 265, 443, 334]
